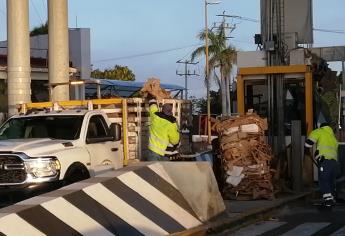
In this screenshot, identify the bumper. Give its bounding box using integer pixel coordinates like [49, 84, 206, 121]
[0, 181, 61, 197]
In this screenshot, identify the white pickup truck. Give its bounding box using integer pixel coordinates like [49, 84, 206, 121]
[0, 108, 123, 196]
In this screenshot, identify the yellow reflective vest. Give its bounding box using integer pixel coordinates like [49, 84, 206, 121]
[305, 126, 338, 160]
[148, 103, 180, 156]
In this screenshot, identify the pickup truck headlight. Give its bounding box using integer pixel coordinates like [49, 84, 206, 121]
[25, 157, 61, 179]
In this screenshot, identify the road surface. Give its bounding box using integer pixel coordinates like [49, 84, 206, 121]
[225, 204, 345, 236]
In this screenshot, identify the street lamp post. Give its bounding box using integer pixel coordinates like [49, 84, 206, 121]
[205, 0, 220, 144]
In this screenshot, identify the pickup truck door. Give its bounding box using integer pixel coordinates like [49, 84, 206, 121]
[85, 115, 123, 171]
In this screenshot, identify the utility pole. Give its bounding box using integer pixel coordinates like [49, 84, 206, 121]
[176, 60, 199, 100]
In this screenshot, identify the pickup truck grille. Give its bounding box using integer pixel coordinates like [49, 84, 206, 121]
[0, 156, 26, 184]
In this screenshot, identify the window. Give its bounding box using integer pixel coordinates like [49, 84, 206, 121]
[87, 115, 109, 138]
[0, 116, 84, 140]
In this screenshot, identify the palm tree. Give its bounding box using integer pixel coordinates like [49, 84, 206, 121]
[191, 20, 236, 116]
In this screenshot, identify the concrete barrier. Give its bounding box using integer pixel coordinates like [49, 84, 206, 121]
[0, 162, 225, 236]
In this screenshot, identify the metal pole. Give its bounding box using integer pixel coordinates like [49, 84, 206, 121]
[342, 61, 345, 88]
[291, 120, 303, 192]
[185, 62, 188, 100]
[205, 1, 211, 144]
[7, 0, 31, 116]
[339, 83, 342, 132]
[341, 61, 345, 130]
[48, 0, 70, 102]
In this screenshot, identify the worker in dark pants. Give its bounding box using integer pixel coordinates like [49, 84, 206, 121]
[145, 97, 180, 161]
[305, 122, 339, 207]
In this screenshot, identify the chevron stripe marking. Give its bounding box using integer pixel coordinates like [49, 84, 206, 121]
[41, 197, 113, 236]
[0, 214, 45, 236]
[133, 166, 197, 218]
[17, 205, 82, 236]
[64, 190, 144, 236]
[148, 163, 178, 189]
[118, 172, 201, 229]
[83, 183, 168, 236]
[102, 177, 186, 233]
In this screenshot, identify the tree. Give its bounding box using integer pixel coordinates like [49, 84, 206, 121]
[190, 90, 221, 115]
[91, 65, 135, 81]
[30, 22, 48, 36]
[191, 20, 236, 116]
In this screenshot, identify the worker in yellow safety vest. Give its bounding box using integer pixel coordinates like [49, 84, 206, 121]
[305, 122, 339, 207]
[146, 99, 180, 161]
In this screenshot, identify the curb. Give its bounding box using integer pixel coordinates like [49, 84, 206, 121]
[174, 192, 313, 236]
[206, 192, 312, 234]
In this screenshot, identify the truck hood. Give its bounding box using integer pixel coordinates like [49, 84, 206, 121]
[0, 139, 75, 157]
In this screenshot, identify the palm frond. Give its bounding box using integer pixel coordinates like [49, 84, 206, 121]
[190, 46, 205, 62]
[191, 22, 238, 90]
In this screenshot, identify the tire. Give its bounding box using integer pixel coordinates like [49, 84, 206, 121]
[64, 163, 90, 185]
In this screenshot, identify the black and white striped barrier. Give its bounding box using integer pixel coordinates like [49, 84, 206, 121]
[0, 162, 225, 235]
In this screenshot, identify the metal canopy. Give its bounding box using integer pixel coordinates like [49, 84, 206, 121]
[84, 78, 185, 98]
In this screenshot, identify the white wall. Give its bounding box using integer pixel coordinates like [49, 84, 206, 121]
[0, 28, 91, 81]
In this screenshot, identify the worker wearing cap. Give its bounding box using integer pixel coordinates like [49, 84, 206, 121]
[146, 99, 180, 161]
[305, 122, 339, 206]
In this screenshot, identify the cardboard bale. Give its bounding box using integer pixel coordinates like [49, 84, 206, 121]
[216, 113, 275, 200]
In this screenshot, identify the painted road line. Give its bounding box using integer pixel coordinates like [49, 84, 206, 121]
[17, 205, 82, 236]
[117, 172, 201, 229]
[83, 183, 168, 236]
[64, 190, 144, 236]
[42, 197, 113, 236]
[0, 214, 45, 236]
[102, 177, 186, 234]
[133, 166, 197, 218]
[330, 226, 345, 236]
[233, 221, 287, 236]
[281, 222, 330, 236]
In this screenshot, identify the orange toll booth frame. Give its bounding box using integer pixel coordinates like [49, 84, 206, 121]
[236, 65, 313, 134]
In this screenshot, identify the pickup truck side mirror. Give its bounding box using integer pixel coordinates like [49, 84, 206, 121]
[110, 123, 122, 142]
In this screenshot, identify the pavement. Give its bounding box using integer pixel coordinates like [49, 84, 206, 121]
[174, 192, 312, 236]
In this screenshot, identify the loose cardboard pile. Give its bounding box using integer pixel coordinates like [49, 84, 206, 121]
[140, 78, 171, 100]
[215, 113, 275, 200]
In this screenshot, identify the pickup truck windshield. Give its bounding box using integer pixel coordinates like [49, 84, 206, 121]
[0, 116, 84, 140]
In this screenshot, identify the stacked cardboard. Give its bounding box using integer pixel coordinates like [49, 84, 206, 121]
[139, 78, 171, 100]
[215, 113, 275, 200]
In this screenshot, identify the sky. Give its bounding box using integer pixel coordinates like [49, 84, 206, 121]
[0, 0, 344, 98]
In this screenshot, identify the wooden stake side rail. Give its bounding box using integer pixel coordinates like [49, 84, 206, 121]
[20, 98, 192, 165]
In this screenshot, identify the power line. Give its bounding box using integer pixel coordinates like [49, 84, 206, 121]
[92, 43, 203, 63]
[41, 0, 47, 21]
[176, 60, 199, 100]
[216, 13, 259, 23]
[313, 28, 345, 35]
[231, 39, 253, 45]
[30, 0, 44, 25]
[42, 0, 47, 12]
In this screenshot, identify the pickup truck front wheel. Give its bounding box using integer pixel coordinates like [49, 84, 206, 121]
[64, 162, 90, 185]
